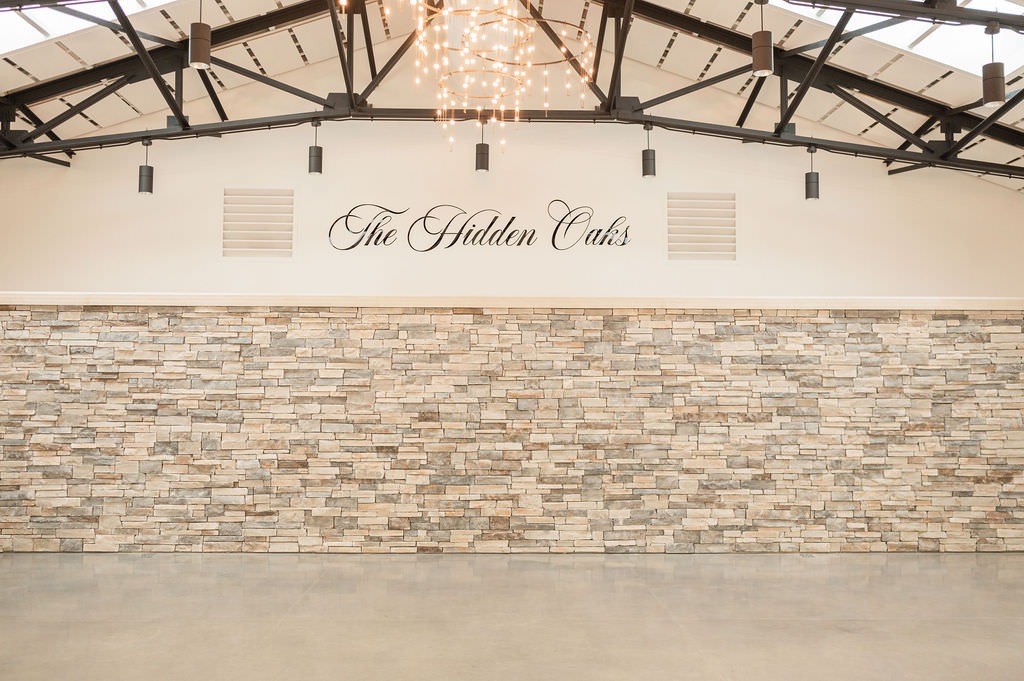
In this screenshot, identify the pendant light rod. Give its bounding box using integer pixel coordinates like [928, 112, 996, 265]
[189, 0, 212, 70]
[475, 121, 489, 172]
[752, 0, 774, 77]
[138, 138, 153, 194]
[804, 145, 819, 200]
[641, 121, 656, 177]
[308, 120, 323, 174]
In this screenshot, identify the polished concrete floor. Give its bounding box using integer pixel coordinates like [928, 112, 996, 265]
[1, 554, 1022, 680]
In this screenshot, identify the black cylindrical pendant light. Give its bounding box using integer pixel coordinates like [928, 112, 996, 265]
[308, 145, 323, 174]
[475, 142, 489, 172]
[138, 165, 154, 194]
[642, 149, 656, 177]
[641, 122, 656, 177]
[189, 0, 211, 70]
[983, 62, 1005, 108]
[804, 146, 819, 200]
[805, 171, 819, 200]
[475, 124, 489, 172]
[752, 0, 773, 77]
[138, 139, 153, 194]
[983, 22, 1005, 108]
[752, 31, 774, 77]
[308, 121, 323, 174]
[189, 23, 211, 69]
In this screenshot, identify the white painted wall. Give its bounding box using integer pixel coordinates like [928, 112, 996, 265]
[1, 55, 1022, 308]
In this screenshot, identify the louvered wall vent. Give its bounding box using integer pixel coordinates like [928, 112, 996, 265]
[667, 192, 736, 261]
[222, 189, 294, 258]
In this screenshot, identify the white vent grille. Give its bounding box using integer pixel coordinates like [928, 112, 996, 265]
[222, 189, 294, 258]
[667, 192, 736, 261]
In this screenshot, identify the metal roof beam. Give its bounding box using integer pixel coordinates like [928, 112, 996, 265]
[884, 114, 939, 165]
[521, 0, 607, 105]
[1, 106, 1022, 179]
[20, 75, 130, 143]
[606, 0, 635, 108]
[198, 71, 228, 122]
[360, 32, 418, 104]
[360, 5, 377, 80]
[12, 102, 74, 157]
[735, 77, 766, 127]
[775, 10, 852, 135]
[783, 16, 904, 56]
[326, 0, 355, 107]
[107, 0, 188, 129]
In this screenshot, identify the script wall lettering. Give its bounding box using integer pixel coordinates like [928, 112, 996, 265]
[329, 200, 630, 252]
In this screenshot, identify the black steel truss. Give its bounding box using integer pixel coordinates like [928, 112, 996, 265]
[0, 0, 1021, 181]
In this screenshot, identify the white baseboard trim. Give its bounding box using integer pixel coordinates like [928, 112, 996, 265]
[3, 292, 1024, 310]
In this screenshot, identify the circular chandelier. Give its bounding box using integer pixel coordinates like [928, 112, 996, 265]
[406, 0, 595, 145]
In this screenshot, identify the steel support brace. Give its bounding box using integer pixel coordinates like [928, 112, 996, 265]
[606, 0, 635, 108]
[774, 10, 852, 135]
[108, 0, 189, 129]
[638, 65, 751, 111]
[521, 0, 607, 105]
[736, 78, 766, 127]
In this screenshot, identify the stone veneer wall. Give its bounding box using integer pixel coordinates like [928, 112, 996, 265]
[1, 306, 1023, 553]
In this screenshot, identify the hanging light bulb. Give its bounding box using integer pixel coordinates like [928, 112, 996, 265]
[138, 139, 153, 194]
[476, 122, 489, 172]
[189, 0, 211, 70]
[308, 121, 323, 174]
[804, 146, 819, 200]
[982, 21, 1005, 108]
[641, 122, 656, 177]
[752, 0, 773, 78]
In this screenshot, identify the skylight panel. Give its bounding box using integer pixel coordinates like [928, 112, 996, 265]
[0, 12, 47, 54]
[0, 0, 177, 57]
[768, 0, 1024, 76]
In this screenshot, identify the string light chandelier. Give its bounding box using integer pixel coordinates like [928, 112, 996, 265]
[407, 0, 595, 147]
